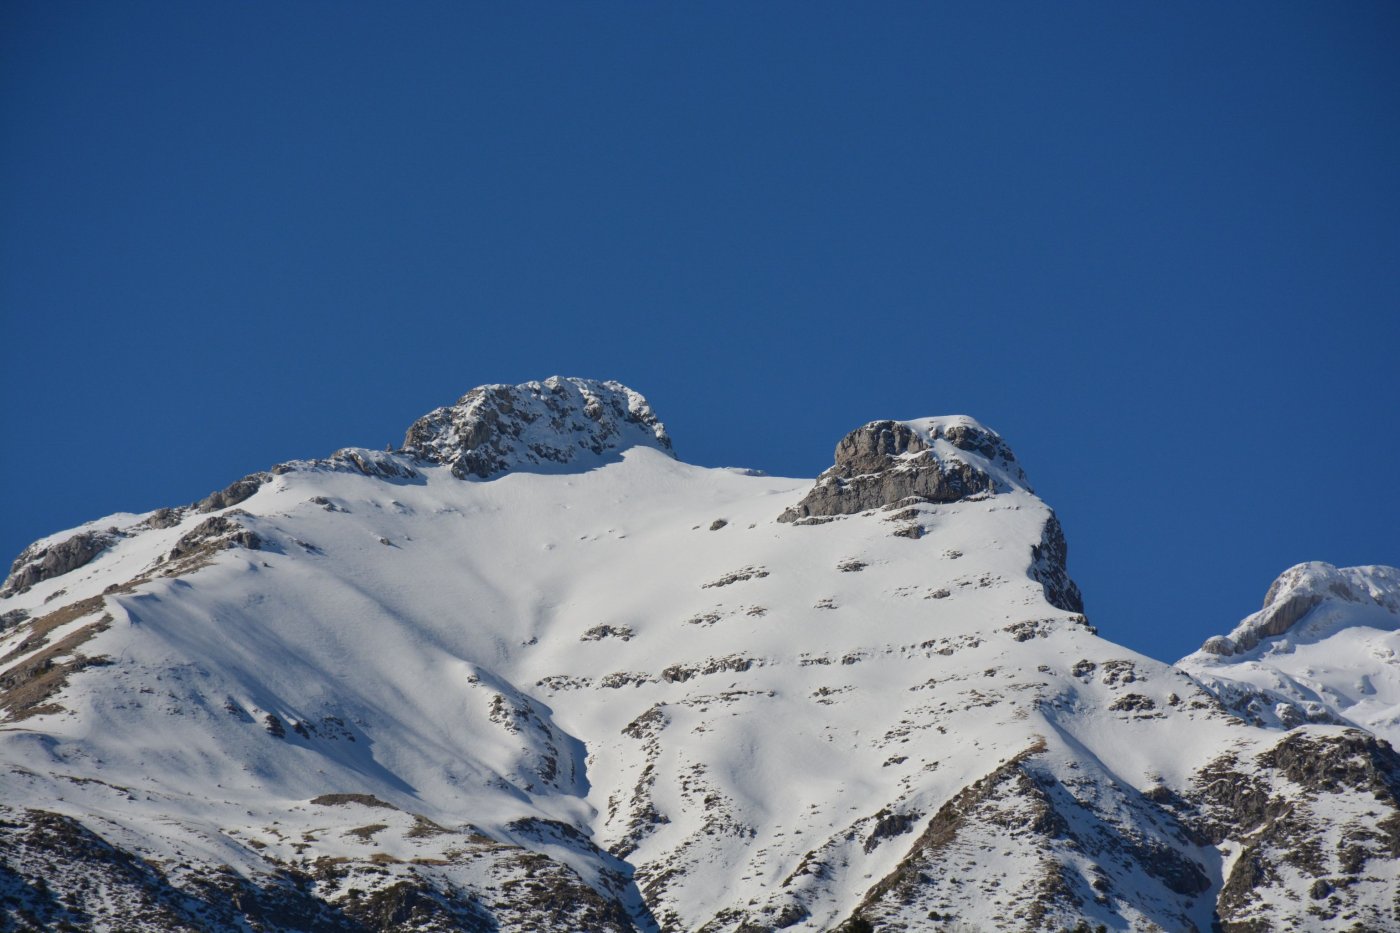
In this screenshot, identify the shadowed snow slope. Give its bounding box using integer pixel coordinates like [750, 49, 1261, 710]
[2, 380, 1397, 932]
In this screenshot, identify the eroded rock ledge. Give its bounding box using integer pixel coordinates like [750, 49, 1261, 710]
[778, 418, 1026, 523]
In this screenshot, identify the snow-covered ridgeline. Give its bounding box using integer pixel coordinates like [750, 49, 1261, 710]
[1, 379, 1397, 932]
[1180, 562, 1400, 742]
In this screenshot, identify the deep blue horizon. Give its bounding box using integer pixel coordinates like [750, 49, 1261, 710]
[3, 2, 1397, 664]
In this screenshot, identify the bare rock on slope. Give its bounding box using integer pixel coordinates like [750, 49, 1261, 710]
[778, 417, 1026, 522]
[401, 376, 674, 479]
[1189, 729, 1400, 932]
[1, 530, 113, 597]
[1031, 512, 1085, 613]
[196, 472, 272, 513]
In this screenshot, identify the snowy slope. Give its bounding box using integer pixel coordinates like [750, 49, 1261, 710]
[1180, 562, 1400, 744]
[2, 378, 1397, 933]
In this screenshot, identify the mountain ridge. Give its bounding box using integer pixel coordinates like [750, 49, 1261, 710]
[2, 378, 1397, 932]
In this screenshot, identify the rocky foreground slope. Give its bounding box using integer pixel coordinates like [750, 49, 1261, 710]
[2, 377, 1397, 932]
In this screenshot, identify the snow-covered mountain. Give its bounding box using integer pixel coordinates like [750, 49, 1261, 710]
[1180, 562, 1400, 745]
[2, 377, 1397, 932]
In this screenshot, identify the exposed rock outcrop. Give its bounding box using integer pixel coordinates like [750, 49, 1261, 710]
[401, 377, 673, 479]
[196, 472, 271, 513]
[165, 513, 262, 563]
[778, 417, 1026, 522]
[322, 448, 420, 480]
[1188, 730, 1400, 931]
[141, 507, 185, 530]
[1, 530, 113, 597]
[845, 741, 1210, 932]
[1030, 513, 1085, 613]
[270, 447, 421, 482]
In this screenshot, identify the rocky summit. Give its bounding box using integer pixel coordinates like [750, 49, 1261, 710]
[2, 378, 1397, 932]
[400, 376, 673, 479]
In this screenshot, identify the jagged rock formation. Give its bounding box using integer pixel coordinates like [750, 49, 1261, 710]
[1, 530, 113, 597]
[777, 417, 1026, 523]
[1030, 513, 1085, 614]
[196, 472, 272, 513]
[2, 380, 1397, 932]
[400, 376, 673, 479]
[780, 417, 1082, 615]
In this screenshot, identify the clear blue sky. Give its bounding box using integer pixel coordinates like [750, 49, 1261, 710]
[3, 2, 1397, 663]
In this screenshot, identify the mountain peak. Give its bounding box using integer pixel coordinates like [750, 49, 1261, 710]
[777, 414, 1030, 523]
[1180, 561, 1400, 742]
[400, 376, 673, 479]
[1197, 561, 1400, 658]
[6, 390, 1399, 931]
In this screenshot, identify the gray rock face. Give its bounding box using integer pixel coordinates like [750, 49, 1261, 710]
[1030, 513, 1085, 613]
[1, 531, 112, 597]
[401, 377, 673, 480]
[166, 514, 262, 562]
[196, 473, 271, 513]
[777, 419, 1023, 522]
[142, 507, 185, 530]
[779, 416, 1083, 614]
